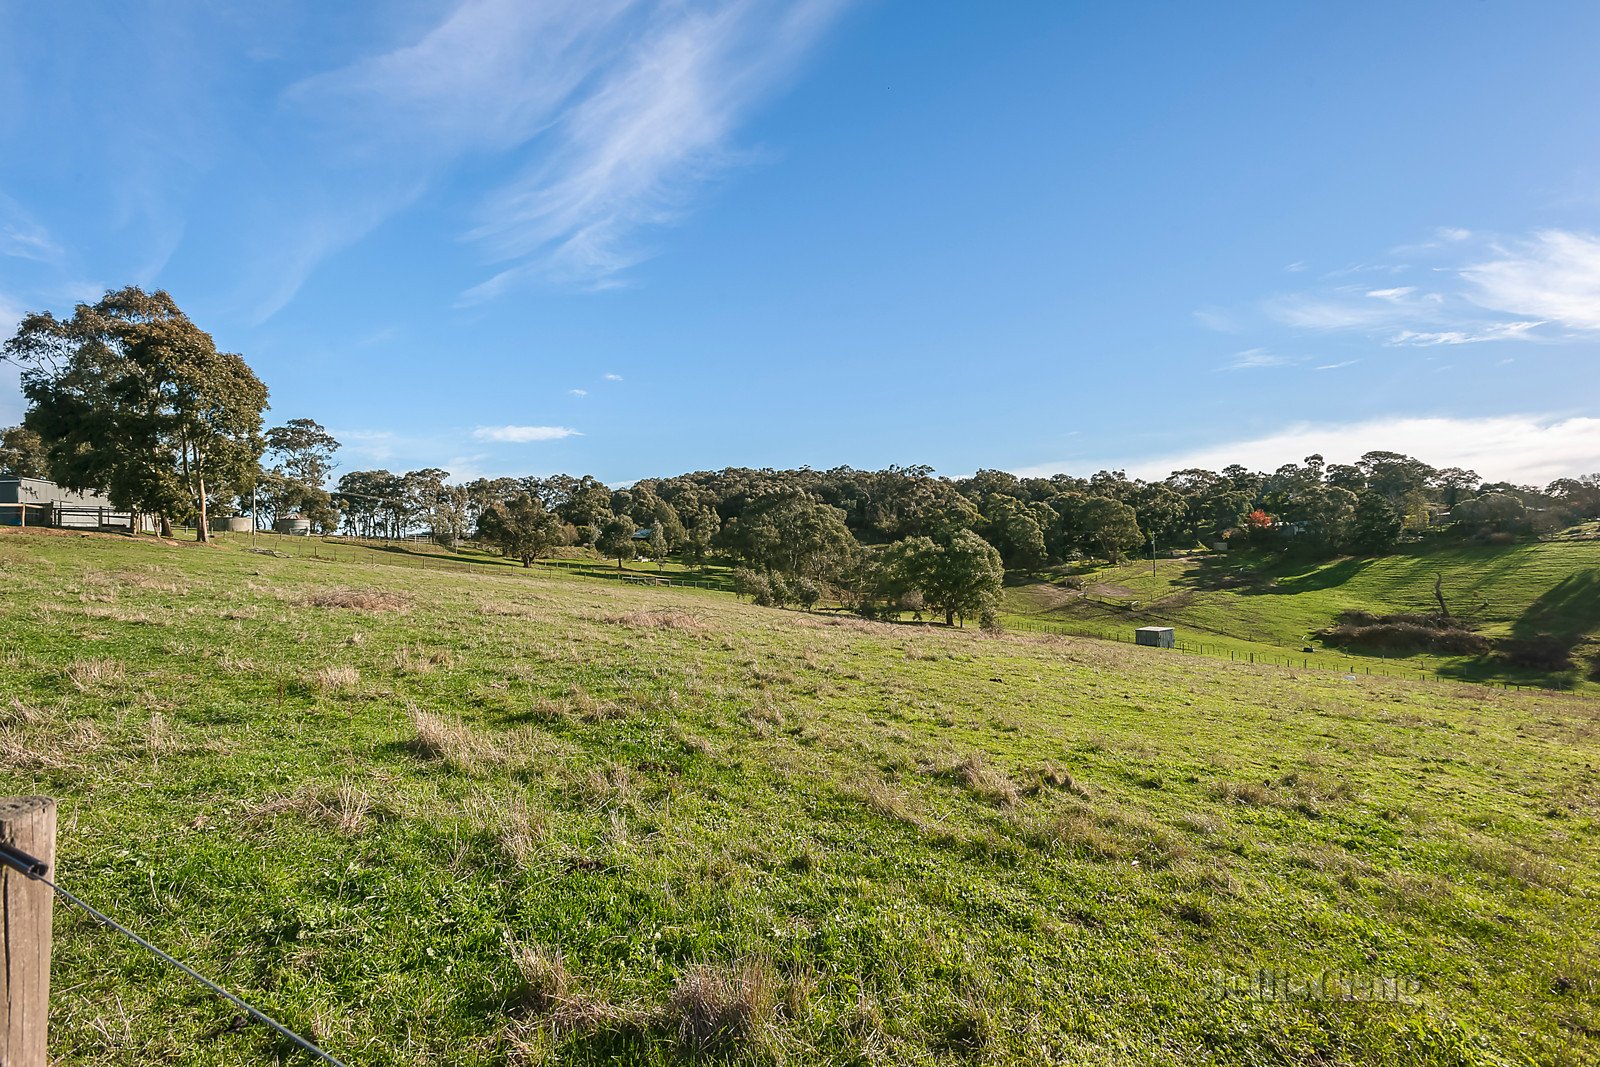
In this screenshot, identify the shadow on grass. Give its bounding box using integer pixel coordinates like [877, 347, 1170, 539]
[1512, 570, 1600, 640]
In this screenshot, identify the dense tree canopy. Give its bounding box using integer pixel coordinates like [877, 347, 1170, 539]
[890, 530, 1005, 627]
[0, 424, 48, 477]
[475, 493, 568, 566]
[5, 287, 267, 539]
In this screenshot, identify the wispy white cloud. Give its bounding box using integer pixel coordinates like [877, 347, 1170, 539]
[287, 0, 850, 310]
[1222, 348, 1298, 371]
[463, 0, 849, 293]
[1254, 228, 1600, 347]
[1267, 291, 1411, 330]
[293, 0, 631, 155]
[1013, 414, 1600, 486]
[329, 429, 401, 464]
[1389, 321, 1544, 347]
[1460, 230, 1600, 331]
[569, 388, 588, 397]
[1314, 359, 1358, 371]
[603, 371, 624, 381]
[0, 193, 65, 266]
[472, 424, 582, 443]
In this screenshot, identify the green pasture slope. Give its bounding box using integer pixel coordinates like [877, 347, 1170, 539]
[1, 527, 1598, 1065]
[1004, 540, 1600, 690]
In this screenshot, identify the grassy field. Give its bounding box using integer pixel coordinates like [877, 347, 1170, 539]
[1002, 541, 1600, 691]
[2, 528, 1598, 1065]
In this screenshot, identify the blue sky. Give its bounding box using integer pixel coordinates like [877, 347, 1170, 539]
[2, 0, 1598, 486]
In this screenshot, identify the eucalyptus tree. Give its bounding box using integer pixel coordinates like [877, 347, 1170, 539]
[5, 287, 267, 539]
[261, 418, 340, 530]
[0, 425, 47, 477]
[476, 492, 567, 566]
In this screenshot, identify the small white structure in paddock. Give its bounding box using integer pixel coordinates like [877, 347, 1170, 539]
[1135, 626, 1175, 648]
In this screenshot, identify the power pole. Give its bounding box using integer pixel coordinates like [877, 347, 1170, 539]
[1151, 534, 1157, 577]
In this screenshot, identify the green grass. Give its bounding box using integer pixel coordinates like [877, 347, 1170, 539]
[1003, 540, 1600, 690]
[213, 531, 740, 591]
[2, 528, 1598, 1065]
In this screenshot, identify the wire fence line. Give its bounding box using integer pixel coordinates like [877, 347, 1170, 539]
[1001, 615, 1548, 691]
[0, 841, 347, 1067]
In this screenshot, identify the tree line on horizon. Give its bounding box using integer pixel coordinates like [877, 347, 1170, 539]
[4, 288, 1599, 623]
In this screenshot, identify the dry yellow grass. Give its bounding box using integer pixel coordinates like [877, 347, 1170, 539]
[248, 781, 375, 836]
[304, 588, 409, 613]
[604, 607, 706, 632]
[311, 665, 361, 692]
[665, 959, 779, 1051]
[66, 657, 124, 690]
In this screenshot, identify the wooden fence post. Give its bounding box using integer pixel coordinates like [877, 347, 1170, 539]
[0, 796, 55, 1067]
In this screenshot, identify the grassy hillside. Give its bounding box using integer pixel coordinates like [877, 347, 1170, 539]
[1003, 541, 1600, 690]
[2, 528, 1598, 1065]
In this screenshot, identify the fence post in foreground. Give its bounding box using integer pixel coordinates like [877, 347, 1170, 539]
[1, 796, 55, 1067]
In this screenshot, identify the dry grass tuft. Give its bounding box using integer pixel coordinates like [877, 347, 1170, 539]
[303, 588, 409, 613]
[528, 687, 624, 723]
[1210, 772, 1354, 816]
[311, 665, 361, 692]
[409, 709, 503, 773]
[515, 944, 573, 1014]
[145, 711, 176, 753]
[1016, 805, 1191, 868]
[512, 944, 645, 1041]
[931, 752, 1022, 807]
[66, 658, 124, 691]
[570, 763, 637, 810]
[486, 794, 547, 866]
[1456, 834, 1565, 889]
[248, 781, 374, 835]
[1027, 762, 1086, 797]
[852, 776, 921, 827]
[1, 698, 43, 727]
[216, 651, 257, 673]
[0, 731, 66, 771]
[664, 959, 778, 1051]
[395, 646, 454, 674]
[605, 608, 706, 632]
[77, 604, 162, 625]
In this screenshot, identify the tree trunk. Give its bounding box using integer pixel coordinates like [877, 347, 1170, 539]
[945, 609, 955, 626]
[159, 515, 172, 538]
[195, 473, 210, 542]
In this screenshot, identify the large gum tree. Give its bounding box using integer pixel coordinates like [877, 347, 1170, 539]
[4, 287, 268, 540]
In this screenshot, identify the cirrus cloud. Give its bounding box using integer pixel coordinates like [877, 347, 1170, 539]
[1245, 227, 1600, 348]
[472, 424, 582, 443]
[1461, 230, 1600, 331]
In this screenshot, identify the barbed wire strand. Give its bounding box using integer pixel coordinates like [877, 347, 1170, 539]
[41, 874, 350, 1067]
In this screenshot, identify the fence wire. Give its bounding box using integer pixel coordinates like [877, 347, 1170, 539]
[0, 842, 348, 1067]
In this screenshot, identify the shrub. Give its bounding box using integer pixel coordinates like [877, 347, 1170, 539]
[1496, 634, 1575, 671]
[764, 575, 792, 608]
[791, 577, 822, 610]
[732, 568, 771, 604]
[1316, 610, 1489, 655]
